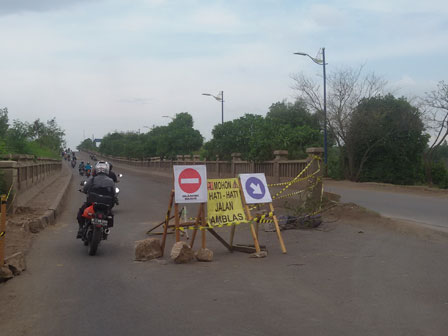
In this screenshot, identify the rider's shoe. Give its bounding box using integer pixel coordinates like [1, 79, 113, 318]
[76, 227, 83, 239]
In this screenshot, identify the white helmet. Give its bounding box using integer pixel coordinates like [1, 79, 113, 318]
[95, 161, 110, 175]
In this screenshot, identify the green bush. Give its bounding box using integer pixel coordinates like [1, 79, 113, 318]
[0, 170, 6, 195]
[327, 147, 344, 180]
[431, 162, 448, 189]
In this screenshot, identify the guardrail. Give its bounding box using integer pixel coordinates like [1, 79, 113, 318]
[0, 155, 62, 212]
[84, 148, 324, 184]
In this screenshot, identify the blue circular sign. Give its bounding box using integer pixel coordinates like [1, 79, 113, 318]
[245, 177, 266, 199]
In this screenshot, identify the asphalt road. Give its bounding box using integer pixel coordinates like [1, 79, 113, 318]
[1, 159, 448, 336]
[325, 181, 448, 229]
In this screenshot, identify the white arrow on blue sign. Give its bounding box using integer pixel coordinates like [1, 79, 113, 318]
[239, 173, 272, 204]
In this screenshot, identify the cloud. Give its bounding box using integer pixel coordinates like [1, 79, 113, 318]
[308, 4, 348, 28]
[345, 0, 448, 15]
[189, 6, 242, 33]
[118, 97, 152, 105]
[0, 0, 103, 16]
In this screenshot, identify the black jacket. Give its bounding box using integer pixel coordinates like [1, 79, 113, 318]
[83, 174, 115, 205]
[108, 171, 118, 183]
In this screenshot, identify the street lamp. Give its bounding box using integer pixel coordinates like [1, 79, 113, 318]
[162, 115, 174, 121]
[202, 91, 224, 124]
[294, 48, 328, 165]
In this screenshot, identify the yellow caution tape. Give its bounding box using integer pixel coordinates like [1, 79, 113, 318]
[253, 211, 274, 223]
[267, 155, 321, 188]
[5, 182, 14, 201]
[175, 211, 275, 230]
[272, 188, 306, 200]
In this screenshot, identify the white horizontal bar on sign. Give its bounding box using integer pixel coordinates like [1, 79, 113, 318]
[181, 178, 200, 184]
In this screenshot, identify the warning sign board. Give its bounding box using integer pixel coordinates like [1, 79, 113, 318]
[239, 173, 272, 204]
[174, 165, 207, 203]
[207, 178, 246, 226]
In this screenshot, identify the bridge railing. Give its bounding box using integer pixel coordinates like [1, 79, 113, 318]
[85, 148, 323, 184]
[0, 155, 62, 212]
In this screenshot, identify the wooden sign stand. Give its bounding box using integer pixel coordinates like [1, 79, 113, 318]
[232, 183, 261, 253]
[160, 190, 208, 256]
[230, 179, 287, 254]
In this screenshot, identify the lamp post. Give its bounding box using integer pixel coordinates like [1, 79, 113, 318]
[294, 48, 327, 165]
[162, 115, 174, 121]
[202, 91, 224, 124]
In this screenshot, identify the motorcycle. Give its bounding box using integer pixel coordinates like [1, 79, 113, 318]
[85, 168, 91, 177]
[113, 174, 123, 206]
[79, 167, 85, 176]
[80, 202, 112, 256]
[71, 159, 76, 168]
[79, 182, 120, 256]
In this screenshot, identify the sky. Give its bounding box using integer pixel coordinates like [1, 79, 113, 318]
[0, 0, 447, 148]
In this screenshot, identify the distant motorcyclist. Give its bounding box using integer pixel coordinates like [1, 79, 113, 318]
[76, 162, 115, 238]
[85, 162, 92, 176]
[107, 163, 118, 182]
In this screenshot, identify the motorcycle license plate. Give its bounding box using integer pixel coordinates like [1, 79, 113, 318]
[91, 218, 108, 226]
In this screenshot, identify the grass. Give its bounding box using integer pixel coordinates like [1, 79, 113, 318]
[24, 142, 60, 159]
[0, 140, 60, 159]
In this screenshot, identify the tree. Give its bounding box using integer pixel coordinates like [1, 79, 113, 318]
[36, 118, 66, 151]
[266, 100, 319, 130]
[203, 106, 321, 162]
[6, 120, 30, 153]
[97, 112, 203, 160]
[422, 81, 448, 184]
[204, 114, 266, 161]
[0, 107, 9, 138]
[156, 113, 203, 159]
[77, 138, 96, 151]
[347, 95, 427, 184]
[291, 65, 387, 148]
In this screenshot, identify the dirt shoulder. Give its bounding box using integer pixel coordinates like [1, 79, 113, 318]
[322, 201, 448, 241]
[4, 165, 72, 259]
[325, 178, 448, 198]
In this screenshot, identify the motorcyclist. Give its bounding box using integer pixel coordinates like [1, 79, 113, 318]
[78, 161, 85, 171]
[76, 162, 115, 238]
[107, 163, 118, 182]
[84, 162, 92, 176]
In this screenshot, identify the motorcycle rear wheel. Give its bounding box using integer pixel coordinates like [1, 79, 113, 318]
[88, 227, 101, 256]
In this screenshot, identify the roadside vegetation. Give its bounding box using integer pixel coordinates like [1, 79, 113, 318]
[0, 107, 65, 159]
[78, 68, 448, 189]
[0, 107, 66, 194]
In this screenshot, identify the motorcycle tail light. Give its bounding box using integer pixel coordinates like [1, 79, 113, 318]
[97, 213, 103, 219]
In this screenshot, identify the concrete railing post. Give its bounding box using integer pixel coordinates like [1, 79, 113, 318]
[273, 150, 288, 183]
[0, 161, 18, 213]
[231, 153, 241, 177]
[215, 156, 221, 178]
[306, 147, 324, 204]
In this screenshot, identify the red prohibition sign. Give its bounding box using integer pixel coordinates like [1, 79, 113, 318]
[178, 168, 202, 193]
